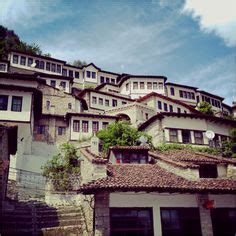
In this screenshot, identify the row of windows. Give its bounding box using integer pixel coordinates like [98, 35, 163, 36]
[157, 101, 187, 113]
[0, 95, 23, 112]
[86, 71, 96, 78]
[127, 82, 164, 91]
[179, 90, 195, 100]
[100, 76, 116, 84]
[50, 80, 66, 89]
[202, 95, 221, 108]
[36, 125, 65, 135]
[73, 120, 109, 133]
[91, 96, 127, 107]
[63, 69, 80, 78]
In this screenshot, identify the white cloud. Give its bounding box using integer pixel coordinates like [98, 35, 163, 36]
[175, 55, 235, 104]
[182, 0, 236, 47]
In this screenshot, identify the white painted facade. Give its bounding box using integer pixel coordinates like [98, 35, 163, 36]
[0, 89, 32, 122]
[109, 192, 236, 236]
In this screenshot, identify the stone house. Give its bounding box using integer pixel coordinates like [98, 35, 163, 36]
[79, 145, 236, 236]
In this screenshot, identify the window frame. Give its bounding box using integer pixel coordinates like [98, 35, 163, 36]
[169, 129, 178, 142]
[11, 96, 23, 112]
[57, 126, 66, 135]
[194, 131, 204, 145]
[82, 120, 89, 133]
[13, 54, 19, 64]
[20, 56, 26, 66]
[73, 120, 80, 132]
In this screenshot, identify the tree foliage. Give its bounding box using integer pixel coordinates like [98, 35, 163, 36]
[41, 143, 81, 191]
[72, 59, 87, 67]
[222, 128, 236, 158]
[198, 101, 214, 116]
[0, 25, 49, 59]
[97, 121, 152, 153]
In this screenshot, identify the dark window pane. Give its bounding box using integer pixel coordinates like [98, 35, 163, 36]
[62, 68, 67, 76]
[0, 95, 8, 110]
[182, 130, 191, 143]
[69, 70, 74, 77]
[11, 96, 23, 112]
[46, 62, 50, 71]
[20, 56, 26, 65]
[75, 71, 80, 78]
[51, 63, 56, 72]
[57, 65, 62, 73]
[28, 58, 33, 67]
[199, 164, 218, 178]
[13, 55, 19, 64]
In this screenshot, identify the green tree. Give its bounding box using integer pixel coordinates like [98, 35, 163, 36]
[222, 128, 236, 158]
[0, 25, 48, 59]
[72, 59, 87, 67]
[41, 143, 81, 191]
[198, 101, 214, 116]
[97, 121, 152, 153]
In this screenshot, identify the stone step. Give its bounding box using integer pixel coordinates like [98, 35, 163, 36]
[39, 225, 84, 236]
[37, 218, 83, 228]
[37, 212, 82, 221]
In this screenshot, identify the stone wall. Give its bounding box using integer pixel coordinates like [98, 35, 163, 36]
[94, 192, 110, 236]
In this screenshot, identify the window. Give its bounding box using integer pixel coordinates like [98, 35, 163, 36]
[145, 113, 148, 120]
[82, 121, 89, 133]
[39, 61, 45, 69]
[140, 82, 145, 89]
[86, 71, 91, 78]
[57, 127, 65, 135]
[164, 103, 168, 111]
[68, 103, 72, 109]
[51, 63, 56, 72]
[170, 87, 175, 96]
[153, 82, 157, 90]
[50, 80, 56, 87]
[92, 121, 99, 133]
[161, 208, 201, 236]
[182, 130, 191, 143]
[69, 70, 74, 78]
[0, 95, 8, 110]
[75, 71, 80, 78]
[99, 98, 103, 105]
[62, 69, 67, 76]
[92, 96, 97, 104]
[199, 164, 218, 178]
[179, 90, 183, 98]
[187, 92, 191, 99]
[46, 62, 50, 71]
[100, 76, 104, 83]
[147, 82, 152, 89]
[57, 65, 62, 73]
[112, 99, 117, 107]
[106, 77, 110, 83]
[37, 125, 46, 134]
[13, 55, 19, 64]
[20, 56, 26, 65]
[102, 122, 109, 129]
[73, 120, 80, 132]
[196, 96, 200, 103]
[158, 82, 163, 89]
[111, 78, 115, 84]
[191, 92, 195, 100]
[27, 58, 33, 67]
[126, 83, 129, 91]
[183, 91, 187, 98]
[35, 60, 40, 68]
[60, 81, 66, 90]
[92, 72, 96, 78]
[211, 208, 236, 236]
[122, 101, 127, 105]
[169, 129, 178, 142]
[11, 96, 23, 112]
[133, 82, 138, 89]
[158, 101, 162, 110]
[177, 107, 181, 113]
[46, 100, 50, 110]
[194, 131, 203, 144]
[105, 99, 109, 106]
[110, 208, 153, 236]
[0, 63, 6, 71]
[169, 105, 173, 112]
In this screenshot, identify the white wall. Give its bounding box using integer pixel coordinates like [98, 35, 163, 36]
[0, 89, 32, 122]
[110, 192, 236, 236]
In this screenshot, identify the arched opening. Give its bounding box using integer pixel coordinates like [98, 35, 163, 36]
[117, 113, 131, 123]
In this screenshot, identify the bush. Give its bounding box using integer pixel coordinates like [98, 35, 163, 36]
[41, 143, 81, 191]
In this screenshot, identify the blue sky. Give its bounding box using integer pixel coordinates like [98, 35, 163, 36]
[0, 0, 235, 105]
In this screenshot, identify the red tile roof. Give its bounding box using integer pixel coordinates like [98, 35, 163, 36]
[150, 150, 236, 167]
[79, 164, 236, 194]
[80, 148, 108, 164]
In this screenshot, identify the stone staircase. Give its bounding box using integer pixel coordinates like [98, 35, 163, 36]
[1, 200, 86, 236]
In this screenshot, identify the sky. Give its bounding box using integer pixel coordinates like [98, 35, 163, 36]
[0, 0, 235, 105]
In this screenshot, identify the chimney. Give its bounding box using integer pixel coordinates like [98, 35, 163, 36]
[90, 135, 100, 155]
